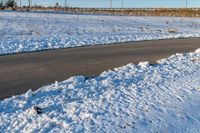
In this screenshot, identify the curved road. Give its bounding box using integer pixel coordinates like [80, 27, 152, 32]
[0, 38, 200, 99]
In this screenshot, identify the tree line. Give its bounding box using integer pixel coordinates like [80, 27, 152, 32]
[0, 0, 32, 8]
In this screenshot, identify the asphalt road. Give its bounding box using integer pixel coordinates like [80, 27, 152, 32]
[0, 38, 200, 99]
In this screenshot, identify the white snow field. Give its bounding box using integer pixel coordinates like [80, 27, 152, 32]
[1, 11, 200, 55]
[0, 49, 200, 132]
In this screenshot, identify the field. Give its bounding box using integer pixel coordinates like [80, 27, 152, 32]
[0, 11, 200, 132]
[1, 11, 200, 55]
[2, 7, 200, 17]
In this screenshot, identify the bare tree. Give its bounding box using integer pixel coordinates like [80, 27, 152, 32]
[0, 0, 3, 7]
[28, 0, 32, 7]
[6, 0, 16, 7]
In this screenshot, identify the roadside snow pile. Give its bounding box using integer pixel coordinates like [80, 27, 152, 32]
[1, 11, 200, 55]
[1, 49, 200, 132]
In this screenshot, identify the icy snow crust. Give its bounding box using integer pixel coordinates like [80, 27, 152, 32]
[1, 11, 200, 55]
[0, 49, 200, 132]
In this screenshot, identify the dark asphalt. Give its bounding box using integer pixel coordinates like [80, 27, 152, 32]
[0, 38, 200, 99]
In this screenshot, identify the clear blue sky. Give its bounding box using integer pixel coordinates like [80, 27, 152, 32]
[21, 0, 200, 8]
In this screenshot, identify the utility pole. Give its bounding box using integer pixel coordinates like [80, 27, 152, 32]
[65, 0, 67, 8]
[19, 0, 21, 7]
[122, 0, 124, 9]
[64, 0, 67, 11]
[185, 0, 188, 8]
[110, 0, 112, 9]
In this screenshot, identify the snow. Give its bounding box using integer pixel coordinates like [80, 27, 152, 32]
[1, 11, 200, 55]
[0, 49, 200, 132]
[24, 90, 33, 99]
[195, 48, 200, 53]
[138, 61, 149, 69]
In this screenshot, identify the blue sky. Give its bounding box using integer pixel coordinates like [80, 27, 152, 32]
[21, 0, 200, 8]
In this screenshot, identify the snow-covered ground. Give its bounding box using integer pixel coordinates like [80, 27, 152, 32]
[0, 49, 200, 132]
[1, 11, 200, 55]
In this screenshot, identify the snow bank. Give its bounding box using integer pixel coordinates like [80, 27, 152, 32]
[0, 49, 200, 132]
[195, 48, 200, 53]
[1, 11, 200, 55]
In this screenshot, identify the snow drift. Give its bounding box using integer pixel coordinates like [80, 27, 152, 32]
[0, 49, 200, 132]
[1, 11, 200, 55]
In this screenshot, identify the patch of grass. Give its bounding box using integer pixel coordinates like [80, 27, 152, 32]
[167, 28, 177, 33]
